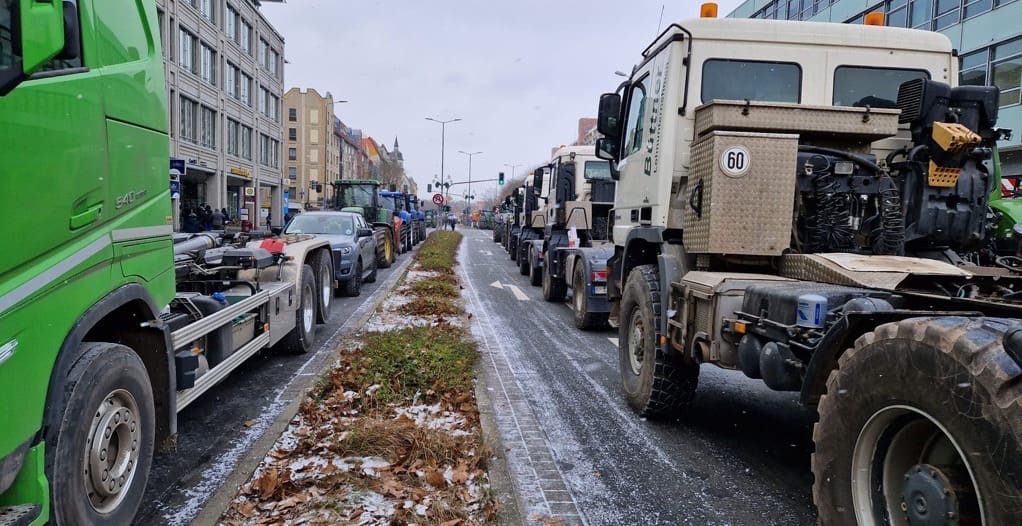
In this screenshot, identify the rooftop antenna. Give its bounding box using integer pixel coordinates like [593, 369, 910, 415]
[655, 4, 665, 36]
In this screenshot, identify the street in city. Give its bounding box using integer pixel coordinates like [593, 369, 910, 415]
[459, 229, 817, 525]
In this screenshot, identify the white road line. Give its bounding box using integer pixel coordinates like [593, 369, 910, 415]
[480, 250, 493, 256]
[608, 337, 619, 347]
[489, 280, 504, 289]
[507, 284, 530, 301]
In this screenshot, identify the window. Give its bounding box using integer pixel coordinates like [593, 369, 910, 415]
[200, 43, 216, 85]
[258, 86, 268, 114]
[225, 62, 237, 97]
[910, 0, 932, 29]
[227, 119, 240, 155]
[701, 59, 802, 104]
[225, 5, 237, 40]
[239, 73, 251, 105]
[240, 125, 253, 160]
[289, 128, 297, 141]
[260, 135, 280, 167]
[200, 106, 216, 148]
[833, 66, 928, 107]
[270, 94, 280, 121]
[960, 50, 989, 86]
[240, 21, 251, 53]
[1, 0, 16, 71]
[964, 0, 994, 18]
[993, 39, 1022, 106]
[200, 0, 215, 23]
[289, 147, 297, 160]
[259, 39, 268, 67]
[269, 49, 279, 77]
[180, 97, 198, 143]
[157, 9, 166, 49]
[623, 76, 649, 156]
[289, 108, 297, 121]
[584, 161, 612, 180]
[179, 29, 197, 73]
[288, 167, 297, 179]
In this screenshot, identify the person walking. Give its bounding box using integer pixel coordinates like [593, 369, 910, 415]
[211, 208, 225, 230]
[447, 212, 457, 231]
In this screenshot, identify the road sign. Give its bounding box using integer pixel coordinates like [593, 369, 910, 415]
[432, 193, 444, 205]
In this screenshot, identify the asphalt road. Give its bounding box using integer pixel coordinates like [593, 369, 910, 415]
[136, 249, 413, 526]
[461, 228, 817, 525]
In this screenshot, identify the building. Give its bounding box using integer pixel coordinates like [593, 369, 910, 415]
[728, 0, 1022, 175]
[157, 0, 285, 230]
[283, 88, 341, 211]
[335, 119, 370, 182]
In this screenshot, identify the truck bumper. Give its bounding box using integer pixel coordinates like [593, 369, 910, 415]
[585, 292, 612, 313]
[0, 443, 48, 526]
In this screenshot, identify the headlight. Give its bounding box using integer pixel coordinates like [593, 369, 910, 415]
[337, 247, 353, 255]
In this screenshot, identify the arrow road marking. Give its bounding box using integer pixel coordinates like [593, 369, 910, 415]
[506, 284, 530, 301]
[489, 281, 503, 289]
[608, 337, 619, 347]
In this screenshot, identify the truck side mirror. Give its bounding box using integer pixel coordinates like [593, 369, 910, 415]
[0, 0, 68, 96]
[595, 137, 619, 161]
[597, 93, 623, 138]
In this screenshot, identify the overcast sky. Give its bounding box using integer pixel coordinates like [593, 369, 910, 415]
[262, 0, 743, 199]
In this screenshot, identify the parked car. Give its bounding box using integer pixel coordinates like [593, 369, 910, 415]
[284, 211, 378, 296]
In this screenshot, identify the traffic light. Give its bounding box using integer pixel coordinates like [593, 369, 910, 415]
[498, 172, 505, 185]
[427, 183, 432, 192]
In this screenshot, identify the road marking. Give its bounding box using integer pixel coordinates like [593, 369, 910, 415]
[480, 250, 493, 256]
[608, 337, 619, 347]
[506, 284, 530, 301]
[489, 280, 504, 289]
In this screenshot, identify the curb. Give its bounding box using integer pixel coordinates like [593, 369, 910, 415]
[192, 252, 415, 526]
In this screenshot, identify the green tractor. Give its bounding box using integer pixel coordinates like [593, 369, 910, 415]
[989, 145, 1022, 257]
[332, 179, 399, 267]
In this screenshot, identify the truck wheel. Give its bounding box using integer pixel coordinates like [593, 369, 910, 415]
[310, 251, 332, 324]
[280, 264, 316, 354]
[618, 264, 698, 418]
[343, 260, 363, 297]
[573, 266, 605, 329]
[529, 256, 542, 287]
[813, 317, 1022, 526]
[48, 342, 154, 525]
[542, 253, 567, 302]
[518, 250, 530, 275]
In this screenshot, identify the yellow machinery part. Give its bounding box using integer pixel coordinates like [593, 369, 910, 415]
[928, 161, 961, 188]
[932, 121, 981, 153]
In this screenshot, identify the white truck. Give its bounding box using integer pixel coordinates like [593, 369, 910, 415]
[595, 11, 1022, 524]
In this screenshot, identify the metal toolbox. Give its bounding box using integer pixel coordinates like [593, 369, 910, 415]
[694, 100, 900, 141]
[682, 131, 798, 256]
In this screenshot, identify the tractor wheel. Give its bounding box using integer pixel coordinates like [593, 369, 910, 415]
[279, 264, 316, 354]
[518, 249, 530, 276]
[542, 253, 567, 302]
[48, 342, 154, 526]
[813, 317, 1022, 526]
[310, 250, 332, 324]
[377, 230, 394, 269]
[573, 265, 606, 329]
[618, 264, 698, 418]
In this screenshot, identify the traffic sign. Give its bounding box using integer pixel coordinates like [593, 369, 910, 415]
[432, 193, 444, 205]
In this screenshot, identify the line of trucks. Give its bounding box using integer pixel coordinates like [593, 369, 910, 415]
[3, 1, 1022, 525]
[492, 6, 1022, 526]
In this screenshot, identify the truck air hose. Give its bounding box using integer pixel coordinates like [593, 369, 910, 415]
[810, 172, 852, 251]
[873, 175, 905, 255]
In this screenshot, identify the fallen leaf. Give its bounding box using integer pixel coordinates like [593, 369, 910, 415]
[236, 501, 256, 517]
[426, 468, 446, 487]
[243, 419, 257, 427]
[254, 467, 279, 499]
[451, 462, 470, 484]
[441, 520, 461, 526]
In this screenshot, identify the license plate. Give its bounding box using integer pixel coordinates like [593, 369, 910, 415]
[592, 285, 607, 295]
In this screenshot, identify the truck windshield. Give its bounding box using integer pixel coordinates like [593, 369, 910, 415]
[584, 160, 611, 180]
[701, 59, 801, 103]
[285, 214, 354, 236]
[833, 66, 929, 108]
[338, 185, 375, 208]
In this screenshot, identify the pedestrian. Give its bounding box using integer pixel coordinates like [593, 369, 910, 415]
[221, 208, 230, 224]
[447, 212, 457, 231]
[266, 212, 272, 228]
[184, 210, 202, 233]
[211, 208, 224, 230]
[203, 204, 213, 231]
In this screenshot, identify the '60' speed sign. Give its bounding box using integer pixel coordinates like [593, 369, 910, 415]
[720, 146, 750, 178]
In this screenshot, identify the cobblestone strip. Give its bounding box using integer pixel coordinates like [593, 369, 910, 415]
[459, 259, 585, 526]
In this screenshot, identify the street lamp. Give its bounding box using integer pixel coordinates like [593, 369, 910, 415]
[458, 150, 482, 211]
[503, 163, 522, 183]
[425, 117, 462, 201]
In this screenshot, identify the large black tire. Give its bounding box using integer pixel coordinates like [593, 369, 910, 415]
[343, 259, 363, 297]
[310, 250, 332, 324]
[279, 264, 316, 354]
[376, 229, 394, 269]
[529, 252, 542, 287]
[812, 317, 1022, 526]
[618, 264, 698, 417]
[573, 265, 606, 329]
[48, 342, 154, 525]
[542, 252, 567, 302]
[518, 249, 530, 275]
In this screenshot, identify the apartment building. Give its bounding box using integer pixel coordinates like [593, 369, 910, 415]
[283, 88, 342, 211]
[157, 0, 285, 229]
[728, 0, 1022, 175]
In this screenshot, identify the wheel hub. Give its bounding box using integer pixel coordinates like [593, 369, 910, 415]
[628, 310, 645, 375]
[303, 294, 315, 331]
[85, 389, 141, 512]
[901, 464, 963, 526]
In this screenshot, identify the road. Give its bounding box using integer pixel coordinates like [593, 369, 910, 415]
[136, 250, 413, 526]
[460, 228, 817, 525]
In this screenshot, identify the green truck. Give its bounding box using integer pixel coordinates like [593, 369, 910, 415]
[0, 3, 336, 524]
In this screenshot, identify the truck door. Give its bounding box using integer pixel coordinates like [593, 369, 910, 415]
[0, 1, 111, 282]
[612, 70, 653, 238]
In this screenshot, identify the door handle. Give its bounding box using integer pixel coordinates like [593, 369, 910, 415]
[70, 203, 103, 230]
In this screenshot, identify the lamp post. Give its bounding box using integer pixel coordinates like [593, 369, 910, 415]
[458, 150, 482, 212]
[425, 117, 461, 204]
[503, 162, 522, 182]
